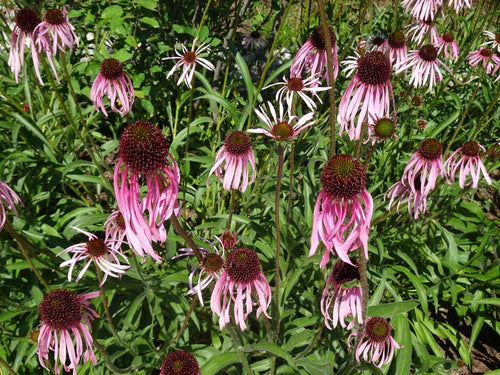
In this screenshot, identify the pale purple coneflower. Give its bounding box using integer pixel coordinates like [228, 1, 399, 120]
[386, 179, 428, 219]
[114, 121, 180, 262]
[207, 130, 256, 193]
[38, 289, 99, 375]
[0, 180, 22, 230]
[290, 25, 338, 83]
[386, 31, 408, 65]
[8, 8, 41, 83]
[160, 350, 201, 375]
[251, 101, 315, 141]
[468, 48, 500, 75]
[445, 141, 492, 188]
[359, 33, 387, 52]
[104, 210, 127, 250]
[401, 138, 445, 196]
[337, 51, 394, 141]
[367, 117, 398, 144]
[481, 31, 500, 52]
[32, 7, 78, 84]
[437, 33, 460, 61]
[448, 0, 471, 12]
[321, 258, 363, 330]
[90, 58, 135, 116]
[401, 0, 442, 21]
[57, 227, 130, 286]
[395, 44, 450, 90]
[348, 317, 402, 368]
[210, 247, 271, 331]
[405, 19, 439, 45]
[242, 30, 267, 50]
[173, 236, 225, 305]
[165, 39, 215, 88]
[310, 155, 373, 268]
[263, 74, 329, 111]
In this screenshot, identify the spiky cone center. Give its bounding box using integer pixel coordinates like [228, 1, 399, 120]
[224, 131, 251, 155]
[365, 317, 391, 343]
[372, 36, 386, 46]
[388, 31, 405, 48]
[479, 48, 493, 57]
[100, 58, 124, 80]
[417, 119, 427, 129]
[331, 258, 360, 285]
[418, 44, 438, 62]
[114, 212, 126, 231]
[160, 350, 200, 375]
[411, 95, 423, 106]
[86, 239, 108, 258]
[119, 121, 170, 174]
[287, 77, 304, 92]
[442, 33, 455, 43]
[320, 155, 366, 199]
[271, 122, 294, 140]
[357, 51, 392, 85]
[374, 118, 396, 139]
[15, 8, 41, 33]
[225, 247, 261, 283]
[44, 9, 65, 25]
[250, 31, 261, 39]
[39, 289, 82, 330]
[183, 51, 197, 64]
[310, 25, 337, 50]
[461, 141, 480, 157]
[203, 253, 224, 273]
[418, 138, 442, 160]
[220, 230, 238, 250]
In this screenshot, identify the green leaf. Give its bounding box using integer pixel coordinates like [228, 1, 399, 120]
[113, 48, 133, 62]
[391, 315, 412, 375]
[235, 52, 256, 103]
[252, 340, 299, 370]
[140, 17, 160, 28]
[102, 5, 123, 19]
[296, 358, 332, 375]
[139, 0, 158, 10]
[200, 352, 239, 375]
[141, 99, 154, 114]
[464, 298, 500, 306]
[367, 300, 419, 318]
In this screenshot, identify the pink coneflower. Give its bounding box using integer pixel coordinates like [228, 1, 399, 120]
[251, 101, 315, 141]
[359, 33, 387, 52]
[405, 19, 439, 45]
[367, 117, 398, 144]
[338, 51, 394, 141]
[104, 210, 127, 250]
[114, 121, 180, 262]
[160, 350, 201, 375]
[58, 227, 130, 285]
[481, 31, 500, 52]
[386, 31, 408, 65]
[321, 258, 363, 330]
[468, 48, 500, 75]
[242, 31, 267, 50]
[165, 39, 215, 88]
[349, 317, 402, 368]
[401, 138, 445, 196]
[310, 155, 373, 268]
[0, 180, 22, 229]
[395, 44, 450, 90]
[219, 230, 238, 250]
[210, 247, 271, 330]
[208, 130, 256, 193]
[173, 237, 225, 305]
[8, 8, 41, 83]
[401, 0, 442, 21]
[38, 289, 99, 375]
[437, 33, 460, 61]
[90, 58, 135, 116]
[263, 75, 329, 111]
[448, 0, 471, 12]
[291, 25, 339, 82]
[33, 8, 77, 84]
[445, 141, 492, 188]
[386, 179, 428, 219]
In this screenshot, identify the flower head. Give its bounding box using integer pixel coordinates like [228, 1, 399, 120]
[481, 31, 500, 52]
[114, 121, 180, 262]
[359, 33, 387, 52]
[437, 33, 460, 61]
[405, 19, 439, 45]
[395, 44, 450, 90]
[448, 0, 471, 12]
[291, 25, 339, 82]
[38, 289, 99, 375]
[385, 179, 428, 219]
[242, 31, 267, 50]
[58, 227, 130, 286]
[321, 258, 363, 329]
[90, 58, 135, 116]
[310, 155, 373, 268]
[371, 118, 397, 141]
[251, 101, 315, 141]
[386, 31, 408, 65]
[160, 350, 201, 375]
[104, 210, 127, 250]
[338, 51, 394, 140]
[349, 317, 402, 368]
[445, 141, 492, 188]
[208, 130, 256, 193]
[0, 180, 22, 230]
[8, 8, 41, 83]
[401, 0, 442, 21]
[165, 39, 215, 88]
[468, 48, 500, 75]
[210, 247, 271, 330]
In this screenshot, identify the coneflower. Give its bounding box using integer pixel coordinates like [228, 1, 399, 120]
[445, 141, 492, 188]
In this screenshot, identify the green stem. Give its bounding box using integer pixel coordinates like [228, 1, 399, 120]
[354, 246, 369, 353]
[167, 297, 197, 347]
[170, 216, 203, 262]
[226, 189, 237, 229]
[286, 141, 296, 224]
[0, 351, 16, 375]
[193, 0, 213, 45]
[94, 341, 135, 374]
[472, 87, 500, 139]
[226, 325, 254, 375]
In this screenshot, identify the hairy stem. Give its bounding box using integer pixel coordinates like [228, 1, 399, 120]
[286, 141, 296, 224]
[170, 216, 203, 261]
[226, 189, 237, 229]
[354, 246, 369, 352]
[167, 297, 197, 347]
[0, 350, 16, 375]
[94, 341, 135, 374]
[226, 324, 254, 375]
